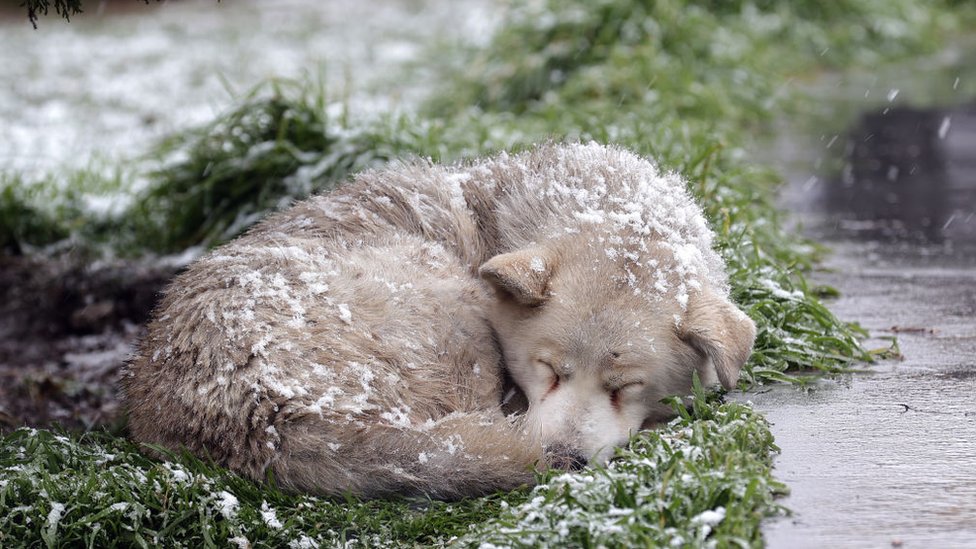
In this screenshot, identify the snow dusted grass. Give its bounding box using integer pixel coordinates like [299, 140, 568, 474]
[127, 81, 438, 254]
[0, 427, 509, 547]
[0, 165, 135, 256]
[0, 384, 781, 548]
[459, 380, 784, 548]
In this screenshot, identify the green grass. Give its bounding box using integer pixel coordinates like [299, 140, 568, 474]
[458, 380, 785, 547]
[0, 383, 782, 548]
[0, 166, 132, 256]
[0, 426, 514, 547]
[126, 81, 442, 254]
[3, 0, 975, 546]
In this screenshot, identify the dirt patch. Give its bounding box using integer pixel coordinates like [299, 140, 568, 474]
[0, 255, 176, 431]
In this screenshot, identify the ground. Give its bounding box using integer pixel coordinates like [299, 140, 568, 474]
[755, 92, 976, 545]
[0, 255, 174, 429]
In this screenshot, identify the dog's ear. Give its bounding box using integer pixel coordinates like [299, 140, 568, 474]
[678, 288, 756, 390]
[479, 248, 553, 306]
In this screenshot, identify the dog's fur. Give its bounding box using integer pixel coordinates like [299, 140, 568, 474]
[122, 142, 755, 499]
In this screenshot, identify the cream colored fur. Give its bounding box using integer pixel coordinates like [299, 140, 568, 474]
[122, 142, 755, 499]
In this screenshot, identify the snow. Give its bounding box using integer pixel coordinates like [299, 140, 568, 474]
[444, 172, 472, 211]
[289, 535, 321, 549]
[46, 502, 65, 532]
[760, 278, 805, 301]
[691, 506, 726, 537]
[1, 0, 499, 180]
[380, 406, 413, 428]
[464, 416, 745, 547]
[337, 303, 353, 325]
[938, 116, 951, 139]
[162, 463, 192, 483]
[298, 272, 330, 295]
[82, 194, 133, 219]
[216, 490, 241, 520]
[492, 143, 729, 311]
[530, 256, 546, 273]
[260, 501, 283, 529]
[307, 387, 344, 416]
[441, 435, 463, 455]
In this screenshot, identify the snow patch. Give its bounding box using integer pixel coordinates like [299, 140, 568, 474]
[761, 279, 804, 301]
[530, 256, 546, 273]
[289, 535, 321, 549]
[337, 303, 353, 324]
[215, 491, 240, 520]
[260, 501, 283, 529]
[162, 462, 192, 483]
[46, 502, 65, 539]
[380, 406, 413, 428]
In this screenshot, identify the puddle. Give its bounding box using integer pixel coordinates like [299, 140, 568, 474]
[752, 48, 976, 547]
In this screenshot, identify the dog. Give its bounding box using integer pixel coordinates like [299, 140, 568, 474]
[122, 142, 755, 499]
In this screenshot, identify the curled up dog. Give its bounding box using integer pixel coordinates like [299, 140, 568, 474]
[122, 142, 756, 499]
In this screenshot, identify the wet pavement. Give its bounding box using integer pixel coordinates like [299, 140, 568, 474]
[754, 94, 976, 545]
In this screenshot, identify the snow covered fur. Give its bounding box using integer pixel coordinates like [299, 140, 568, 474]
[122, 142, 756, 499]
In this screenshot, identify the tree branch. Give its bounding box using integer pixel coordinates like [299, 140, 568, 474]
[23, 0, 84, 29]
[22, 1, 171, 29]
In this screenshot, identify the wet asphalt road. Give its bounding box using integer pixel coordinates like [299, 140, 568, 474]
[754, 102, 976, 546]
[757, 241, 976, 548]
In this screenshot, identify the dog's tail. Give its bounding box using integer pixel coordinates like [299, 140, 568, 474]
[268, 410, 545, 500]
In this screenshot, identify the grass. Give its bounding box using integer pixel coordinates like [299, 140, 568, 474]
[0, 426, 513, 547]
[125, 81, 441, 254]
[0, 83, 437, 257]
[0, 166, 133, 256]
[458, 380, 785, 547]
[2, 0, 975, 546]
[0, 383, 783, 548]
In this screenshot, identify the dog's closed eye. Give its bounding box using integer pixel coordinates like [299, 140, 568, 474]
[537, 359, 561, 394]
[609, 381, 644, 409]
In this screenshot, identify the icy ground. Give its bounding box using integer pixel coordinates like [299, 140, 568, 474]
[1, 0, 499, 180]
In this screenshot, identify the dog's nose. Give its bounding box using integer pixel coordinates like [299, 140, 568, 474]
[545, 444, 589, 471]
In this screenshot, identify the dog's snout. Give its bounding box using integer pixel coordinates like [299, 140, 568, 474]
[544, 444, 589, 471]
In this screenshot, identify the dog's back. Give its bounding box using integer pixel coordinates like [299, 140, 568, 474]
[123, 164, 542, 498]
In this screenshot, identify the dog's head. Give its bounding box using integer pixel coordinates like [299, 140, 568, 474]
[480, 235, 756, 466]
